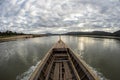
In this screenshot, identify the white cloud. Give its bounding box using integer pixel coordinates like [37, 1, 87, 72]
[0, 0, 120, 33]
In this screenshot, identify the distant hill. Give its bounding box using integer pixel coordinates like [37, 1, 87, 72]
[65, 30, 120, 37]
[91, 31, 112, 36]
[65, 31, 113, 36]
[64, 32, 91, 35]
[113, 30, 120, 37]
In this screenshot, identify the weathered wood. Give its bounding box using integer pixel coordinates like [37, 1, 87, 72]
[54, 54, 68, 57]
[54, 59, 68, 62]
[45, 57, 54, 80]
[29, 39, 99, 80]
[59, 62, 63, 80]
[63, 62, 72, 80]
[53, 63, 59, 80]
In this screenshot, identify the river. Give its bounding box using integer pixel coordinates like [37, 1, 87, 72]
[0, 36, 120, 80]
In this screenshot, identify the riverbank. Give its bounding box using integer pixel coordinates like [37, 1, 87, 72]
[0, 35, 43, 42]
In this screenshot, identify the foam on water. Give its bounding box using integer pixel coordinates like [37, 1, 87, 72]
[89, 65, 109, 80]
[80, 56, 109, 80]
[77, 53, 109, 80]
[16, 61, 41, 80]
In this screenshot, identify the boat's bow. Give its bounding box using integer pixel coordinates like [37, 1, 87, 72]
[29, 39, 99, 80]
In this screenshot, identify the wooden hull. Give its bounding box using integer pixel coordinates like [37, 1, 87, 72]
[29, 40, 99, 80]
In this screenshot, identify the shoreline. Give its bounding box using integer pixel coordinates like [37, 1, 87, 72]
[0, 35, 43, 43]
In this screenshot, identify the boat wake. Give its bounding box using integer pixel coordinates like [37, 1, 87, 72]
[77, 52, 109, 80]
[79, 56, 109, 80]
[16, 61, 41, 80]
[90, 66, 109, 80]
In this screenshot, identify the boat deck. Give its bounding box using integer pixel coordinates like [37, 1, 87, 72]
[50, 52, 76, 80]
[40, 47, 78, 80]
[29, 40, 99, 80]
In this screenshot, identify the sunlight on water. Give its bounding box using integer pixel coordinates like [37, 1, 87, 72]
[0, 36, 120, 80]
[61, 36, 120, 80]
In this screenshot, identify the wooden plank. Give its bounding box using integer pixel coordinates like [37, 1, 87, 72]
[54, 40, 67, 48]
[63, 62, 72, 80]
[53, 63, 59, 80]
[44, 63, 51, 76]
[29, 40, 99, 80]
[54, 60, 69, 63]
[59, 63, 63, 80]
[67, 55, 81, 80]
[45, 58, 54, 80]
[54, 54, 68, 57]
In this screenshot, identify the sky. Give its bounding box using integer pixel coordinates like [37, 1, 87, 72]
[0, 0, 120, 34]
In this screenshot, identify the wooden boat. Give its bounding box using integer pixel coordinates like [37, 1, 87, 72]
[29, 39, 99, 80]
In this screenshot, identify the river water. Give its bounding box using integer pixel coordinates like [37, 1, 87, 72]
[0, 36, 120, 80]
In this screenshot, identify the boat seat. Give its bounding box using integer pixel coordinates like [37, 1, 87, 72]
[54, 54, 68, 57]
[54, 60, 69, 63]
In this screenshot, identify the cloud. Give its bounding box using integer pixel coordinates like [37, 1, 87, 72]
[0, 0, 120, 33]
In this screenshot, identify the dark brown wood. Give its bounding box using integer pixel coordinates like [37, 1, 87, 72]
[44, 59, 54, 80]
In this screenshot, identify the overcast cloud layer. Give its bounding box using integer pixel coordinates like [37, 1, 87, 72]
[0, 0, 120, 33]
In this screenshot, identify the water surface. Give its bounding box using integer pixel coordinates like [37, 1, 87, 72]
[0, 36, 120, 80]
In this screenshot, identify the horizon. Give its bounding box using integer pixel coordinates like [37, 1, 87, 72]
[0, 29, 120, 34]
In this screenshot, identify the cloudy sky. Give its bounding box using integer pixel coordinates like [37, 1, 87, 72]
[0, 0, 120, 34]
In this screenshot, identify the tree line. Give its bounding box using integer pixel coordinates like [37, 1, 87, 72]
[0, 31, 24, 36]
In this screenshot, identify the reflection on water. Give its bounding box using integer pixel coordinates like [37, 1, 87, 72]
[0, 36, 58, 80]
[0, 36, 120, 80]
[78, 40, 84, 56]
[61, 36, 120, 80]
